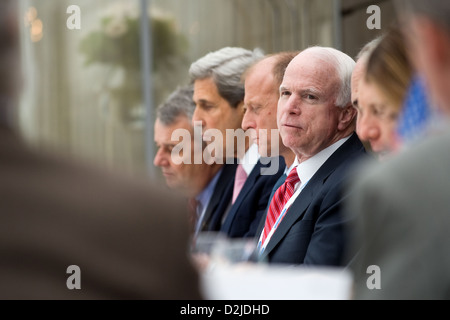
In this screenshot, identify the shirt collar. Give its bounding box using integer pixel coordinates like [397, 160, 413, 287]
[240, 143, 260, 176]
[294, 135, 351, 185]
[284, 161, 297, 176]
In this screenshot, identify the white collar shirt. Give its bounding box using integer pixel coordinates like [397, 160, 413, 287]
[258, 135, 351, 252]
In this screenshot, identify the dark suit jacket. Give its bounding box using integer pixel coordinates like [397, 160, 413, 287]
[259, 133, 366, 266]
[0, 128, 202, 299]
[221, 157, 285, 238]
[199, 163, 237, 232]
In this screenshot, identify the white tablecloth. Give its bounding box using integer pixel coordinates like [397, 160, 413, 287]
[201, 263, 353, 300]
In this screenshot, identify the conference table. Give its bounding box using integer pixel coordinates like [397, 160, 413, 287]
[201, 263, 353, 300]
[194, 233, 353, 300]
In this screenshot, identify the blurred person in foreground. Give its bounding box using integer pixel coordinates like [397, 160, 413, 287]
[356, 25, 413, 159]
[347, 0, 450, 299]
[256, 47, 366, 266]
[154, 85, 221, 233]
[189, 47, 283, 239]
[0, 2, 201, 299]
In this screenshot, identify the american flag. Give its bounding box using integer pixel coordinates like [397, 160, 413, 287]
[396, 74, 441, 147]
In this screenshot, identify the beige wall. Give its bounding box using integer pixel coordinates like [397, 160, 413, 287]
[342, 0, 397, 59]
[17, 0, 399, 177]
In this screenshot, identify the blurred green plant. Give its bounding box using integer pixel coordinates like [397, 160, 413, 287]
[79, 11, 188, 123]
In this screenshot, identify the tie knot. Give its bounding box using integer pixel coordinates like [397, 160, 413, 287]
[285, 167, 300, 186]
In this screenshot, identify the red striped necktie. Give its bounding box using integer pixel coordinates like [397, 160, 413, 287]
[261, 167, 300, 245]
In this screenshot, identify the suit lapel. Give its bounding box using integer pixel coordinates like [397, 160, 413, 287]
[261, 175, 318, 259]
[201, 163, 237, 230]
[261, 133, 365, 259]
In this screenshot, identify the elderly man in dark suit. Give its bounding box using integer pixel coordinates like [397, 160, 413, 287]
[0, 1, 201, 299]
[256, 47, 367, 266]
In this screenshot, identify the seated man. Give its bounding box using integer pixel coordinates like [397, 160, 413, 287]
[241, 51, 299, 226]
[256, 47, 367, 266]
[189, 47, 283, 238]
[154, 85, 222, 233]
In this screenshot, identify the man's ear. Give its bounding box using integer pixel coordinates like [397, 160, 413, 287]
[338, 104, 357, 131]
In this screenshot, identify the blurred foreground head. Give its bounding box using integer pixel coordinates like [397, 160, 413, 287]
[395, 0, 450, 116]
[0, 1, 203, 299]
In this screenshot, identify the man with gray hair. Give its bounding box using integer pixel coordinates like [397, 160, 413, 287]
[347, 0, 450, 299]
[0, 1, 201, 299]
[189, 47, 284, 239]
[256, 47, 367, 266]
[154, 84, 222, 233]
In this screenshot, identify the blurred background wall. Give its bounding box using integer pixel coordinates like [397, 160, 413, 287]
[17, 0, 395, 179]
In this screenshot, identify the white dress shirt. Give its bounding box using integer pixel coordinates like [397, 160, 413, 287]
[221, 143, 261, 224]
[258, 136, 351, 252]
[194, 166, 223, 236]
[240, 143, 260, 175]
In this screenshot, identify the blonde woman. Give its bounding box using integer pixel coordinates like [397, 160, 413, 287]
[357, 25, 413, 159]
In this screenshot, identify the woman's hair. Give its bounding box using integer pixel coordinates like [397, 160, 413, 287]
[365, 25, 413, 111]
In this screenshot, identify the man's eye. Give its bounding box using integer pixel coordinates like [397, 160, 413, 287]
[305, 94, 317, 100]
[199, 103, 214, 111]
[163, 145, 174, 153]
[280, 91, 291, 97]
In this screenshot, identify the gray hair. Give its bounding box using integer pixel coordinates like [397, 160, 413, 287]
[395, 0, 450, 32]
[189, 47, 265, 108]
[156, 85, 195, 126]
[302, 46, 356, 108]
